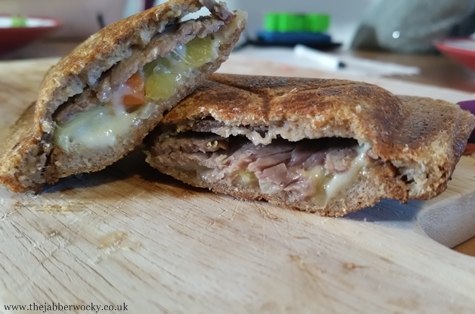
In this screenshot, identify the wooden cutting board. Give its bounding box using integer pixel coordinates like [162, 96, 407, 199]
[1, 56, 475, 314]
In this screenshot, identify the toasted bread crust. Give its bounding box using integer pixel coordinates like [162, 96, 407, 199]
[0, 1, 246, 193]
[147, 74, 475, 216]
[0, 103, 44, 192]
[161, 74, 409, 142]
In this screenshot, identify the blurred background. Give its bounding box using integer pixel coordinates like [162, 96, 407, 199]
[0, 0, 374, 48]
[2, 0, 475, 54]
[151, 0, 377, 49]
[2, 0, 475, 80]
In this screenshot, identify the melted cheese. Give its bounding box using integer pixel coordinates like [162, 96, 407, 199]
[54, 106, 140, 151]
[324, 142, 371, 201]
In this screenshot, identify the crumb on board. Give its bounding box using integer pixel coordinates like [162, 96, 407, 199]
[344, 262, 357, 270]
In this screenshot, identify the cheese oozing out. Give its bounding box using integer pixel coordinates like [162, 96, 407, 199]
[54, 35, 220, 152]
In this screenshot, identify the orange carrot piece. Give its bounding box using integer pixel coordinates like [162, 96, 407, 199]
[122, 72, 145, 105]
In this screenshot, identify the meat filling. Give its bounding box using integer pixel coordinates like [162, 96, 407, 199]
[153, 133, 375, 204]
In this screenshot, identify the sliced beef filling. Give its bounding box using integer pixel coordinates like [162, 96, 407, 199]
[153, 133, 375, 202]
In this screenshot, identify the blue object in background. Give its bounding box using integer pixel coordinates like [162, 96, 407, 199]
[257, 30, 332, 45]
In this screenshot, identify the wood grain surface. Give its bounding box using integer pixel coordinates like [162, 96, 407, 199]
[1, 57, 475, 314]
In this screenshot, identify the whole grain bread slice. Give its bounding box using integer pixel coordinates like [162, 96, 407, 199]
[145, 74, 475, 216]
[0, 0, 246, 193]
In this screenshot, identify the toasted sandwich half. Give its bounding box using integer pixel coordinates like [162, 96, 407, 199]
[0, 0, 246, 192]
[145, 74, 475, 216]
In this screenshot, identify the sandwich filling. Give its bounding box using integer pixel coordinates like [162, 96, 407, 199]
[53, 34, 220, 152]
[152, 133, 375, 206]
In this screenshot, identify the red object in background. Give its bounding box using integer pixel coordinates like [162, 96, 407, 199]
[0, 15, 62, 56]
[434, 38, 475, 72]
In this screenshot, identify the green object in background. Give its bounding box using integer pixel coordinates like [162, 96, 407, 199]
[305, 14, 330, 32]
[11, 15, 27, 28]
[264, 13, 279, 31]
[264, 13, 330, 33]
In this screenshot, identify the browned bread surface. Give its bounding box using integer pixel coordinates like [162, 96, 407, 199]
[147, 74, 475, 216]
[161, 73, 408, 143]
[0, 102, 45, 191]
[0, 1, 246, 192]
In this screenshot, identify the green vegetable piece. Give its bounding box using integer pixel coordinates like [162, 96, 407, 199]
[144, 35, 217, 101]
[184, 36, 216, 67]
